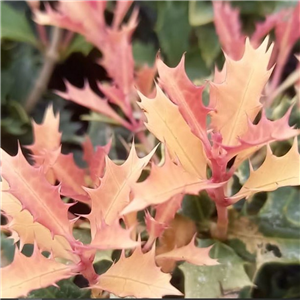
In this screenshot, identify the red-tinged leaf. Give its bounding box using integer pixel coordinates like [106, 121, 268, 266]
[0, 247, 75, 298]
[85, 143, 157, 237]
[212, 1, 245, 60]
[82, 220, 139, 250]
[224, 107, 300, 167]
[35, 1, 137, 97]
[82, 136, 95, 166]
[26, 105, 61, 166]
[34, 2, 107, 45]
[239, 107, 299, 146]
[156, 235, 218, 266]
[122, 151, 223, 215]
[138, 84, 208, 178]
[135, 64, 157, 97]
[230, 138, 300, 203]
[84, 139, 112, 188]
[98, 82, 132, 118]
[145, 210, 167, 240]
[1, 181, 79, 263]
[157, 55, 211, 149]
[210, 37, 274, 147]
[91, 245, 182, 298]
[251, 12, 284, 47]
[100, 24, 136, 95]
[1, 147, 74, 242]
[52, 153, 88, 200]
[155, 194, 183, 226]
[56, 81, 133, 131]
[112, 0, 133, 29]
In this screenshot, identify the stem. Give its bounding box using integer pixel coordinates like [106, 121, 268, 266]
[215, 204, 228, 241]
[25, 27, 63, 113]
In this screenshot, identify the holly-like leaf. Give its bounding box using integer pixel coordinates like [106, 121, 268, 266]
[1, 181, 78, 263]
[56, 81, 133, 131]
[91, 245, 182, 298]
[230, 138, 300, 203]
[83, 220, 139, 251]
[212, 1, 245, 60]
[180, 241, 252, 298]
[1, 2, 38, 47]
[210, 37, 273, 147]
[138, 85, 208, 178]
[122, 151, 222, 215]
[0, 247, 75, 298]
[26, 104, 61, 165]
[157, 55, 211, 149]
[82, 136, 111, 187]
[156, 235, 218, 266]
[1, 147, 74, 242]
[86, 143, 157, 236]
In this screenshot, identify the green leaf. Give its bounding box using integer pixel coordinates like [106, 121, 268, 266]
[62, 34, 93, 60]
[1, 234, 15, 267]
[184, 46, 210, 81]
[132, 41, 157, 66]
[195, 25, 221, 68]
[189, 1, 214, 27]
[1, 43, 42, 103]
[180, 240, 252, 298]
[228, 188, 300, 264]
[181, 192, 214, 228]
[155, 1, 191, 66]
[1, 2, 38, 47]
[28, 278, 91, 298]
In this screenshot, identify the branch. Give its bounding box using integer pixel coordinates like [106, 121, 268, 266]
[25, 27, 63, 113]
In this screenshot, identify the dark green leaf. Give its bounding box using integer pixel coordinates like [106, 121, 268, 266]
[27, 278, 91, 298]
[189, 1, 214, 27]
[195, 25, 221, 68]
[1, 2, 38, 47]
[180, 240, 252, 298]
[155, 1, 191, 66]
[132, 41, 157, 66]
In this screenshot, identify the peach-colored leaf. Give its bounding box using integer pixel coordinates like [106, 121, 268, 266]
[122, 152, 222, 215]
[1, 147, 74, 241]
[210, 37, 273, 146]
[135, 64, 157, 97]
[1, 182, 78, 263]
[238, 107, 300, 146]
[56, 81, 133, 131]
[26, 104, 61, 165]
[212, 1, 245, 60]
[155, 194, 183, 226]
[156, 214, 197, 273]
[0, 247, 75, 298]
[230, 138, 300, 203]
[157, 55, 211, 149]
[81, 220, 139, 251]
[82, 136, 112, 187]
[138, 85, 208, 178]
[50, 152, 88, 201]
[224, 107, 300, 167]
[91, 245, 182, 298]
[156, 235, 218, 266]
[145, 210, 167, 240]
[86, 143, 157, 237]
